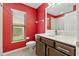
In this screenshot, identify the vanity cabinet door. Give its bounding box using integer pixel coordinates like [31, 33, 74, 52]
[55, 42, 75, 56]
[46, 46, 67, 56]
[36, 41, 45, 56]
[41, 37, 54, 47]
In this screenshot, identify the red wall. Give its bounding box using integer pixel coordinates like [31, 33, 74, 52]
[37, 3, 48, 33]
[3, 3, 76, 53]
[3, 3, 37, 52]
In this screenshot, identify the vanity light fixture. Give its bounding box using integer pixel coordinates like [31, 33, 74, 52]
[35, 21, 38, 23]
[41, 19, 44, 22]
[39, 19, 44, 22]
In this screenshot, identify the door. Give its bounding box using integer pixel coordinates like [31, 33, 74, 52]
[46, 46, 66, 56]
[36, 41, 45, 56]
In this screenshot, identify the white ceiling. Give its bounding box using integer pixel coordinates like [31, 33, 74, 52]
[23, 3, 42, 9]
[47, 3, 75, 16]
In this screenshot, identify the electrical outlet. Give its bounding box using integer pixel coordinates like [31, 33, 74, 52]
[26, 37, 30, 39]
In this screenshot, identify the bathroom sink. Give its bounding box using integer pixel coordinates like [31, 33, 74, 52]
[45, 34, 62, 37]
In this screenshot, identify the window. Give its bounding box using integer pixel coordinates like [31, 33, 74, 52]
[11, 9, 26, 43]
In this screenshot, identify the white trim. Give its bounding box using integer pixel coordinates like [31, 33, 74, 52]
[12, 40, 26, 43]
[0, 3, 3, 53]
[3, 46, 26, 55]
[45, 4, 53, 33]
[11, 8, 26, 14]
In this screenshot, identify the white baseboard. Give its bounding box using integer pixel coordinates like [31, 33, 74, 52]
[3, 46, 26, 55]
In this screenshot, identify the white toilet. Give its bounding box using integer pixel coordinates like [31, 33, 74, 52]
[26, 41, 36, 53]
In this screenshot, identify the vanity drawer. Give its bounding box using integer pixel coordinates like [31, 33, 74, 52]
[55, 42, 75, 56]
[47, 45, 67, 56]
[41, 37, 54, 47]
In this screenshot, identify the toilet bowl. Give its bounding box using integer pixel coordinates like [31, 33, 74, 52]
[26, 41, 36, 48]
[26, 41, 36, 53]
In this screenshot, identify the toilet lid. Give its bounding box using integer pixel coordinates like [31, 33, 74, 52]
[26, 41, 36, 45]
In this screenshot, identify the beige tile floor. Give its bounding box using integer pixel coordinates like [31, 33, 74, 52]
[5, 48, 36, 56]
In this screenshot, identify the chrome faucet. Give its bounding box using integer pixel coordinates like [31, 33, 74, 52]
[55, 30, 58, 35]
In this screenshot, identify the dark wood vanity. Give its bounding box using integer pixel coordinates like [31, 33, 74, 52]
[36, 36, 76, 56]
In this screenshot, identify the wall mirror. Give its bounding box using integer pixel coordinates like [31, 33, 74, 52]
[46, 3, 76, 35]
[11, 9, 26, 43]
[47, 17, 64, 30]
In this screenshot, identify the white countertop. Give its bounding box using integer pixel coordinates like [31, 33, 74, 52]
[35, 34, 76, 46]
